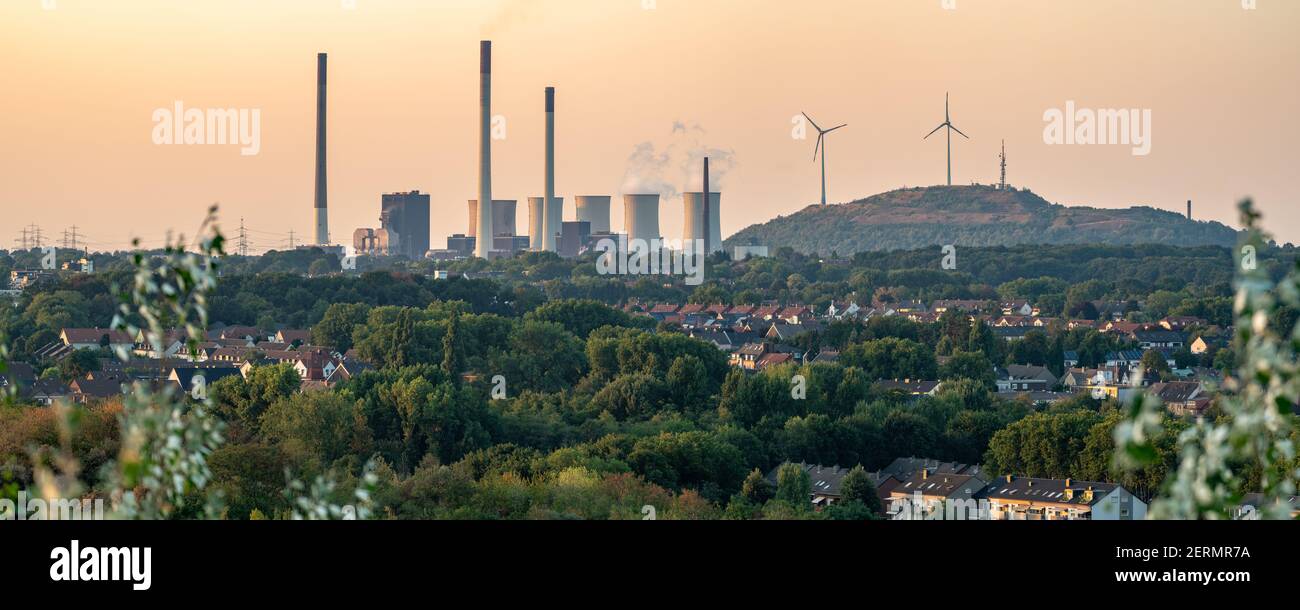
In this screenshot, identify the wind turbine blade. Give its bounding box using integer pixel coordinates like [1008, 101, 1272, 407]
[802, 112, 823, 133]
[924, 124, 945, 139]
[951, 124, 970, 139]
[826, 124, 848, 133]
[813, 134, 823, 161]
[945, 92, 950, 122]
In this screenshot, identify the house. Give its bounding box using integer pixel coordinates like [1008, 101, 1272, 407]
[327, 359, 371, 384]
[981, 475, 1146, 520]
[1000, 301, 1033, 316]
[167, 365, 242, 395]
[60, 328, 134, 352]
[293, 349, 339, 383]
[765, 322, 820, 343]
[68, 378, 125, 403]
[217, 326, 263, 346]
[1104, 350, 1144, 368]
[1149, 381, 1211, 417]
[19, 379, 70, 406]
[1159, 316, 1207, 331]
[990, 326, 1030, 342]
[764, 463, 853, 508]
[930, 299, 989, 314]
[730, 343, 799, 371]
[777, 306, 814, 324]
[812, 350, 840, 364]
[1190, 335, 1227, 355]
[1131, 330, 1186, 349]
[995, 390, 1074, 406]
[825, 301, 861, 319]
[132, 329, 188, 359]
[1, 362, 36, 390]
[1062, 350, 1080, 368]
[647, 303, 681, 321]
[998, 364, 1058, 392]
[888, 468, 989, 520]
[876, 379, 942, 397]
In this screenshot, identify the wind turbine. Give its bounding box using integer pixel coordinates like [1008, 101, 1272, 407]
[803, 112, 847, 205]
[923, 93, 969, 186]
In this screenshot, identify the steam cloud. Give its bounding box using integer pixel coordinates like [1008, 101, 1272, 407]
[621, 121, 738, 200]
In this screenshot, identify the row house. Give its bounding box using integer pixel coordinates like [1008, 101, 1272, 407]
[982, 475, 1146, 520]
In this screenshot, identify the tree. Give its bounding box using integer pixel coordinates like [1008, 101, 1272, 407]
[939, 350, 996, 390]
[840, 338, 937, 380]
[839, 465, 882, 517]
[740, 468, 775, 504]
[312, 302, 370, 353]
[1140, 350, 1172, 381]
[774, 462, 811, 509]
[441, 313, 464, 379]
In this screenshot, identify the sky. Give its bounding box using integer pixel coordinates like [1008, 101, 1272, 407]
[1, 0, 1297, 253]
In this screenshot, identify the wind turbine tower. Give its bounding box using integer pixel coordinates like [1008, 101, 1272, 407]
[802, 112, 847, 205]
[923, 93, 969, 186]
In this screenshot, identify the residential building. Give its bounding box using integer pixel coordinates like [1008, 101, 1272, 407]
[981, 475, 1147, 520]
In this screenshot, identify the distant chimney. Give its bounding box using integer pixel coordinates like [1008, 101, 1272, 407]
[313, 52, 329, 245]
[1187, 200, 1192, 221]
[921, 468, 929, 480]
[475, 41, 494, 258]
[1065, 478, 1072, 487]
[1004, 474, 1013, 483]
[543, 86, 558, 252]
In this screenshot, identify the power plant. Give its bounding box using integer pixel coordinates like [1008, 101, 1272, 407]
[475, 41, 494, 258]
[575, 196, 612, 234]
[682, 192, 723, 253]
[313, 52, 329, 245]
[623, 194, 661, 244]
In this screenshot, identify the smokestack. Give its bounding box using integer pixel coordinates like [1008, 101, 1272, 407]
[1187, 200, 1192, 220]
[314, 52, 329, 245]
[702, 157, 710, 253]
[575, 196, 611, 234]
[543, 87, 558, 251]
[682, 192, 722, 253]
[475, 41, 494, 258]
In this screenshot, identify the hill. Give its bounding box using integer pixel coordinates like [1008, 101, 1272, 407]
[724, 185, 1241, 255]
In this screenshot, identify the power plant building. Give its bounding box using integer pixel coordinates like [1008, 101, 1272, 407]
[380, 191, 431, 259]
[623, 194, 661, 244]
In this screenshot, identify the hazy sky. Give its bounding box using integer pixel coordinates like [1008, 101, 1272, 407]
[2, 0, 1297, 253]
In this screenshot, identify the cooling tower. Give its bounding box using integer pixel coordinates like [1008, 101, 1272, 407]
[493, 200, 517, 237]
[543, 87, 558, 252]
[623, 194, 661, 244]
[682, 192, 723, 253]
[475, 41, 493, 258]
[313, 52, 329, 245]
[528, 197, 545, 249]
[575, 196, 611, 234]
[468, 200, 517, 237]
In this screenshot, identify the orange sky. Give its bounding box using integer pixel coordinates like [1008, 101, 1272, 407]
[1, 0, 1297, 253]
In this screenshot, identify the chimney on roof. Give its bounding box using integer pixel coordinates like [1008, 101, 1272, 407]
[1005, 474, 1013, 483]
[1083, 486, 1094, 502]
[1065, 478, 1072, 487]
[921, 468, 929, 480]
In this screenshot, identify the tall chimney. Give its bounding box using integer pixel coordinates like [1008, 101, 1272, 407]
[1187, 200, 1192, 221]
[313, 52, 329, 245]
[702, 157, 710, 254]
[474, 41, 494, 258]
[543, 87, 557, 251]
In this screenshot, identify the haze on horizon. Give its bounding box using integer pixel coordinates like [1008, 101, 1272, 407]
[1, 0, 1296, 253]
